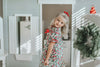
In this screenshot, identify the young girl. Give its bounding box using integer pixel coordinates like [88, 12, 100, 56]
[39, 11, 69, 67]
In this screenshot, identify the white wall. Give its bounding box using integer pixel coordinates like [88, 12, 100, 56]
[4, 0, 40, 67]
[2, 0, 100, 67]
[73, 0, 100, 67]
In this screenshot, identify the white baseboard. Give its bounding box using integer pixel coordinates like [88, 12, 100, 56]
[15, 54, 32, 61]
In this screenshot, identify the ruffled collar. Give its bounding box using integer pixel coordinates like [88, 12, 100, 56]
[51, 26, 61, 31]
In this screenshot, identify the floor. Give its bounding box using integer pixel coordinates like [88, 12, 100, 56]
[81, 59, 100, 67]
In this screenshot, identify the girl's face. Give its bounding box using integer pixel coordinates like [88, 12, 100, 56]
[54, 16, 65, 28]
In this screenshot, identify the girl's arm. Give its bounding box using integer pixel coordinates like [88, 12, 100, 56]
[45, 42, 55, 61]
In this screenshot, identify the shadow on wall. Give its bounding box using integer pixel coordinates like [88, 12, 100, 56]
[73, 0, 99, 13]
[0, 0, 3, 17]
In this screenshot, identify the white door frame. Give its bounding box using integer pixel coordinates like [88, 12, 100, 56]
[39, 1, 75, 67]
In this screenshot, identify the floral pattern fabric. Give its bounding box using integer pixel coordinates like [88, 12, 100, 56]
[39, 27, 65, 67]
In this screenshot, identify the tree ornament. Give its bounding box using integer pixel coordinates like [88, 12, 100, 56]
[90, 6, 96, 14]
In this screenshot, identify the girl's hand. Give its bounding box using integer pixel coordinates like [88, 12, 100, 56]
[44, 59, 49, 66]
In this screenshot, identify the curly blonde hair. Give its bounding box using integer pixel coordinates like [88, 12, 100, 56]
[49, 13, 69, 35]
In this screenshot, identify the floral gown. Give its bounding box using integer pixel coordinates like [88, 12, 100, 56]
[39, 27, 65, 67]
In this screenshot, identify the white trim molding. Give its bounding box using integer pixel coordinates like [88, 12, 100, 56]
[9, 15, 40, 61]
[0, 17, 8, 67]
[0, 17, 4, 55]
[38, 0, 75, 4]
